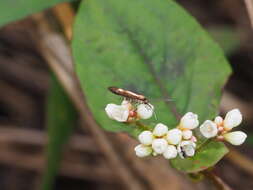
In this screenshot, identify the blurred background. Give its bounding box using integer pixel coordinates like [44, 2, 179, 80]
[0, 0, 253, 189]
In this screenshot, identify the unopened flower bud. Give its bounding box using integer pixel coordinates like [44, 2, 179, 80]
[163, 145, 178, 159]
[105, 104, 129, 122]
[137, 104, 154, 119]
[182, 130, 192, 140]
[177, 141, 196, 159]
[223, 131, 247, 146]
[214, 116, 223, 125]
[179, 112, 199, 130]
[200, 120, 218, 138]
[153, 123, 168, 137]
[152, 139, 168, 154]
[224, 109, 242, 130]
[134, 144, 152, 157]
[138, 131, 153, 145]
[166, 129, 182, 145]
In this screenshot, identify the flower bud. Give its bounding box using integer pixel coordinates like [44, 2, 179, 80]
[153, 123, 168, 137]
[166, 129, 182, 145]
[105, 104, 129, 122]
[182, 130, 192, 140]
[224, 109, 242, 130]
[177, 141, 196, 159]
[134, 144, 152, 157]
[223, 131, 247, 146]
[214, 116, 223, 125]
[152, 139, 168, 154]
[179, 112, 199, 130]
[138, 131, 153, 145]
[137, 104, 154, 119]
[163, 145, 178, 159]
[200, 120, 218, 138]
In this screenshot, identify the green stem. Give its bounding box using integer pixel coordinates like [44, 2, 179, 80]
[135, 121, 152, 131]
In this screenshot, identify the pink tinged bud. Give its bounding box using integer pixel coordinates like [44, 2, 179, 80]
[152, 139, 168, 154]
[138, 131, 153, 145]
[134, 144, 152, 157]
[180, 112, 199, 130]
[223, 131, 247, 146]
[105, 104, 129, 122]
[224, 109, 242, 130]
[199, 120, 218, 138]
[216, 135, 224, 141]
[190, 135, 197, 143]
[153, 123, 168, 137]
[166, 129, 182, 145]
[163, 145, 178, 159]
[137, 104, 154, 119]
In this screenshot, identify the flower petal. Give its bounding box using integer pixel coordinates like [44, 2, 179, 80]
[166, 129, 182, 145]
[105, 104, 129, 122]
[224, 109, 242, 130]
[137, 104, 154, 119]
[177, 141, 196, 158]
[180, 112, 199, 130]
[152, 139, 168, 154]
[214, 116, 223, 125]
[153, 123, 168, 137]
[224, 131, 247, 146]
[134, 144, 152, 157]
[182, 130, 193, 140]
[200, 120, 218, 138]
[163, 145, 177, 159]
[138, 130, 153, 145]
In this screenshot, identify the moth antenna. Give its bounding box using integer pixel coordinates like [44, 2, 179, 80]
[153, 110, 158, 121]
[147, 103, 157, 121]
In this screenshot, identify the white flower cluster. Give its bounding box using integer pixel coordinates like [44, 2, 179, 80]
[105, 100, 247, 160]
[199, 109, 247, 145]
[135, 112, 198, 159]
[105, 100, 154, 122]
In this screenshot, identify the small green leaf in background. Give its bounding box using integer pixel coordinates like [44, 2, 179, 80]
[72, 0, 231, 172]
[42, 75, 76, 190]
[0, 0, 75, 28]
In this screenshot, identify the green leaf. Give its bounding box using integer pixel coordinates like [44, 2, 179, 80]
[208, 26, 240, 55]
[72, 0, 231, 172]
[42, 74, 76, 190]
[0, 0, 75, 28]
[171, 141, 228, 173]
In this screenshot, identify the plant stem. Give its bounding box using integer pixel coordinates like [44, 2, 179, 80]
[202, 170, 233, 190]
[135, 121, 151, 131]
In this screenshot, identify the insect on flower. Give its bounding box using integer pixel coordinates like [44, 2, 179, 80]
[108, 86, 152, 107]
[108, 86, 157, 119]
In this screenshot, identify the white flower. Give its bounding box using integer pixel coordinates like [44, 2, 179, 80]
[121, 99, 132, 110]
[223, 131, 247, 146]
[163, 145, 178, 159]
[105, 104, 129, 122]
[153, 123, 168, 137]
[180, 112, 199, 129]
[214, 116, 223, 125]
[152, 139, 168, 154]
[134, 144, 152, 157]
[182, 130, 192, 140]
[224, 109, 242, 130]
[138, 131, 153, 145]
[177, 141, 196, 159]
[137, 104, 154, 119]
[166, 129, 182, 145]
[200, 120, 218, 138]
